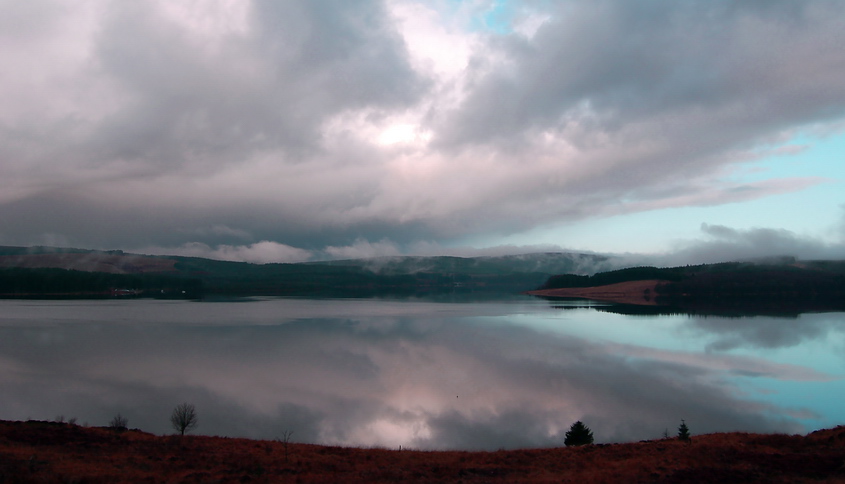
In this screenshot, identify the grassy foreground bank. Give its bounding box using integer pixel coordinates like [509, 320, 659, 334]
[2, 420, 845, 483]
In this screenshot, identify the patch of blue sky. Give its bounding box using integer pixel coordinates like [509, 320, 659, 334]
[731, 130, 845, 192]
[473, 0, 513, 33]
[442, 0, 515, 34]
[721, 130, 845, 232]
[758, 130, 845, 180]
[486, 131, 845, 254]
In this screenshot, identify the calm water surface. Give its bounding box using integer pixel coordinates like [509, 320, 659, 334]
[1, 297, 843, 449]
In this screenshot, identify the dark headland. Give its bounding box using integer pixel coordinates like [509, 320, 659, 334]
[527, 261, 845, 316]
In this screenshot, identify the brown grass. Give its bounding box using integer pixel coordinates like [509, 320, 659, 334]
[2, 420, 845, 483]
[526, 280, 665, 306]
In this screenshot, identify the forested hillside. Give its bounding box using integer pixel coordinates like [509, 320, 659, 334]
[0, 268, 202, 298]
[0, 246, 605, 298]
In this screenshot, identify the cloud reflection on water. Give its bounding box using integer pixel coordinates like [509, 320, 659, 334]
[683, 312, 845, 352]
[0, 299, 832, 449]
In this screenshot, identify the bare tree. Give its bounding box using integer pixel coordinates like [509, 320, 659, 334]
[277, 430, 294, 462]
[170, 403, 198, 436]
[109, 413, 128, 431]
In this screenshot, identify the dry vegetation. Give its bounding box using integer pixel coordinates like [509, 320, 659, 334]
[526, 280, 663, 306]
[2, 420, 845, 483]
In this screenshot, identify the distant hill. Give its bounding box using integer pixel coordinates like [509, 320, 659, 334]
[0, 246, 611, 298]
[0, 247, 177, 274]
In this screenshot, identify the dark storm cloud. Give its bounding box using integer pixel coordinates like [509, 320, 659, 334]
[1, 0, 844, 257]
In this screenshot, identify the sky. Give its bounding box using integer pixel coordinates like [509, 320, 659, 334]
[2, 0, 845, 264]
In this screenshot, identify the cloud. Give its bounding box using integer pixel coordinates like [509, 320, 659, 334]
[191, 225, 253, 241]
[435, 1, 845, 147]
[406, 241, 571, 257]
[323, 238, 402, 260]
[603, 177, 828, 216]
[144, 241, 313, 264]
[0, 0, 844, 253]
[661, 223, 845, 265]
[682, 312, 845, 352]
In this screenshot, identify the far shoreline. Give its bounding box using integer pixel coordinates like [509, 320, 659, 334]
[525, 279, 665, 306]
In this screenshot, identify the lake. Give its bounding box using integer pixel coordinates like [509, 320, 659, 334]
[0, 296, 843, 450]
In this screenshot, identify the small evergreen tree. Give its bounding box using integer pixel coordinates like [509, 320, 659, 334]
[564, 420, 594, 446]
[678, 419, 691, 442]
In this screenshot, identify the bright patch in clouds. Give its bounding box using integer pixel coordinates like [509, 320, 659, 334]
[0, 0, 844, 262]
[325, 239, 402, 260]
[145, 241, 312, 264]
[377, 123, 430, 145]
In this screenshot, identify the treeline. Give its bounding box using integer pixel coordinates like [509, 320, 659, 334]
[0, 268, 203, 298]
[172, 257, 547, 297]
[654, 268, 845, 302]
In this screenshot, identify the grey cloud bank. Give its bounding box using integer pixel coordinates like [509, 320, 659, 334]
[1, 0, 844, 261]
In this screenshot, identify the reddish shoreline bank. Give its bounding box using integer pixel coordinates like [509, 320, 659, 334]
[525, 279, 665, 306]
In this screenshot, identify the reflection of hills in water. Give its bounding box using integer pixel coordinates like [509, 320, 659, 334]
[546, 298, 845, 318]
